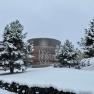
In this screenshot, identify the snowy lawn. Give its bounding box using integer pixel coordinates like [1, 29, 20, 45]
[0, 67, 94, 94]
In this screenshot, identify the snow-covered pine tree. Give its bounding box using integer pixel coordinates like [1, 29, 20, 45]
[79, 19, 94, 58]
[1, 20, 26, 73]
[58, 40, 77, 67]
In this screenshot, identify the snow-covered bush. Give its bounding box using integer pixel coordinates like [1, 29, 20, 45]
[0, 80, 75, 94]
[14, 59, 26, 72]
[79, 57, 94, 70]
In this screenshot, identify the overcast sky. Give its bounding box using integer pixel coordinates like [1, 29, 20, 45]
[0, 0, 94, 47]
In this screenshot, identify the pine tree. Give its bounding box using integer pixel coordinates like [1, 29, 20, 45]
[79, 19, 94, 57]
[58, 40, 77, 67]
[1, 20, 26, 73]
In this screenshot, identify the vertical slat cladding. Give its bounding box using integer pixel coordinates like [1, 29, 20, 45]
[28, 38, 61, 66]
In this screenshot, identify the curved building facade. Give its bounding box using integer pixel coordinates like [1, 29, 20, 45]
[28, 38, 61, 66]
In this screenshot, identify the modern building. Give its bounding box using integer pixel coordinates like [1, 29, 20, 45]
[27, 38, 61, 67]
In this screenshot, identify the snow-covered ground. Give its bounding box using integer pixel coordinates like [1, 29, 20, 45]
[0, 67, 94, 94]
[0, 89, 16, 94]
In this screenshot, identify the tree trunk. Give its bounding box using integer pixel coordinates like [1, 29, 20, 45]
[9, 61, 14, 74]
[10, 67, 14, 74]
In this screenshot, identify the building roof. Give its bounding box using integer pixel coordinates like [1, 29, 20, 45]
[28, 38, 61, 47]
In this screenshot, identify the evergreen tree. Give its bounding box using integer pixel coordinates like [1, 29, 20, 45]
[1, 20, 26, 73]
[79, 19, 94, 57]
[58, 40, 77, 67]
[73, 49, 84, 69]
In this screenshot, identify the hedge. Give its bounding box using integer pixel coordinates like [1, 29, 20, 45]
[0, 80, 75, 94]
